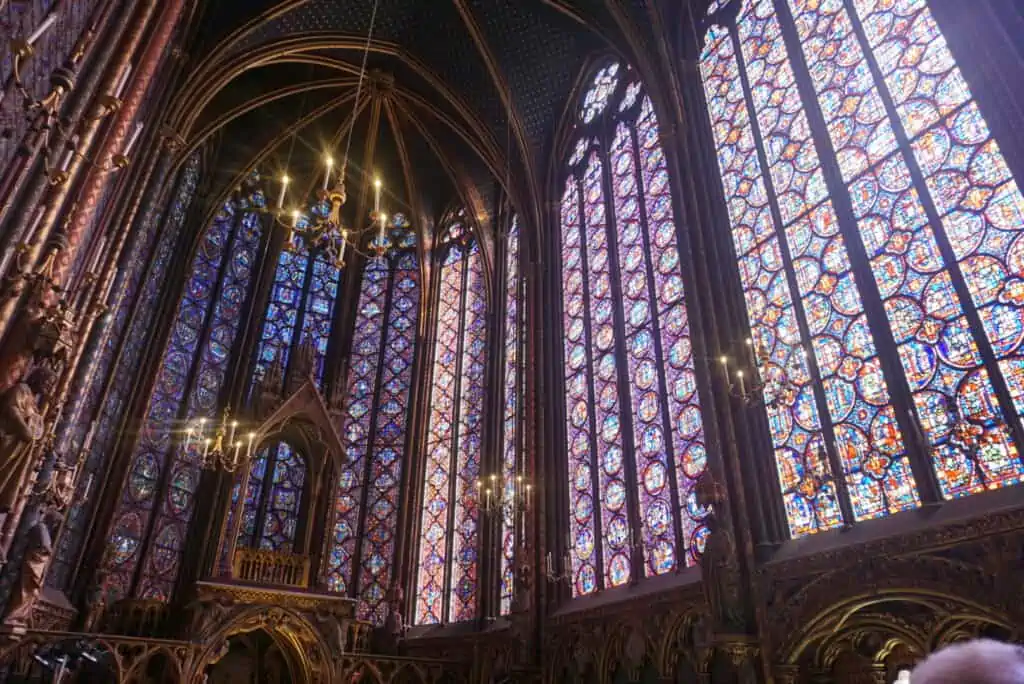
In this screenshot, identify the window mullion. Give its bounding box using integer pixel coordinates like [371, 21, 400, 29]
[597, 141, 646, 585]
[284, 250, 318, 384]
[840, 0, 1024, 472]
[727, 19, 858, 526]
[574, 176, 607, 593]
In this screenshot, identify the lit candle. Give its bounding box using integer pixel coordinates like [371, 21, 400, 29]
[719, 355, 729, 371]
[277, 175, 289, 209]
[373, 177, 382, 213]
[184, 427, 194, 451]
[338, 229, 348, 265]
[59, 144, 75, 172]
[228, 420, 238, 449]
[202, 438, 212, 462]
[27, 13, 57, 46]
[82, 421, 97, 452]
[82, 474, 94, 500]
[323, 156, 334, 190]
[247, 432, 256, 461]
[122, 122, 144, 157]
[736, 369, 745, 395]
[546, 551, 553, 574]
[113, 65, 132, 99]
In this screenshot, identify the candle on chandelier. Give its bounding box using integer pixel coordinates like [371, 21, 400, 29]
[374, 177, 382, 213]
[227, 420, 238, 448]
[122, 122, 144, 158]
[58, 144, 75, 173]
[27, 13, 57, 46]
[338, 229, 348, 265]
[247, 432, 256, 462]
[378, 213, 387, 251]
[113, 65, 132, 100]
[736, 369, 746, 395]
[323, 156, 334, 190]
[278, 175, 289, 209]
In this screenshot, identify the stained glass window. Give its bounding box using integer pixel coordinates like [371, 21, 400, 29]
[326, 218, 419, 624]
[560, 67, 710, 598]
[103, 176, 267, 601]
[697, 0, 1024, 536]
[415, 217, 487, 624]
[47, 153, 201, 590]
[500, 215, 523, 615]
[235, 441, 306, 551]
[252, 238, 341, 391]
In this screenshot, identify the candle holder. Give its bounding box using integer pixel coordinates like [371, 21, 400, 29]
[544, 549, 572, 585]
[184, 410, 257, 473]
[268, 165, 402, 269]
[475, 471, 531, 519]
[718, 337, 801, 408]
[3, 17, 131, 186]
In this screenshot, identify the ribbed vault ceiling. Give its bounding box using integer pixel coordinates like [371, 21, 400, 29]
[164, 0, 629, 241]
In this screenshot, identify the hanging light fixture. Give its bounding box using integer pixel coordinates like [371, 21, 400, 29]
[269, 0, 390, 269]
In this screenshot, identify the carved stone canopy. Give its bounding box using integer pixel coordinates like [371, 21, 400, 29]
[250, 378, 347, 475]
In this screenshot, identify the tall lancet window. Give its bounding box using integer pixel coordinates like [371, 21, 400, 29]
[253, 203, 342, 390]
[104, 175, 267, 600]
[698, 0, 1024, 538]
[500, 215, 524, 615]
[415, 214, 487, 625]
[48, 153, 201, 591]
[325, 219, 419, 624]
[560, 64, 710, 598]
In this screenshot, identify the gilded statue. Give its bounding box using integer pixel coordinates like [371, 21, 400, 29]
[0, 365, 56, 545]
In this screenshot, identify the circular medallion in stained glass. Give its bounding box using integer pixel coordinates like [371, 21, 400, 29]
[574, 462, 592, 490]
[682, 444, 708, 480]
[576, 563, 597, 595]
[660, 275, 684, 305]
[958, 370, 1001, 421]
[621, 220, 642, 246]
[571, 400, 589, 427]
[606, 480, 626, 511]
[427, 496, 447, 517]
[629, 299, 650, 327]
[576, 527, 595, 557]
[625, 246, 645, 273]
[626, 271, 646, 298]
[658, 247, 679, 274]
[646, 500, 672, 535]
[674, 371, 697, 403]
[636, 359, 658, 389]
[650, 540, 675, 574]
[604, 446, 624, 475]
[662, 306, 688, 335]
[592, 274, 610, 299]
[857, 359, 889, 407]
[676, 405, 703, 438]
[606, 516, 629, 549]
[602, 414, 621, 443]
[632, 330, 653, 356]
[649, 197, 672, 224]
[568, 374, 587, 398]
[668, 337, 692, 368]
[641, 425, 664, 454]
[574, 493, 594, 523]
[598, 354, 617, 380]
[568, 343, 587, 370]
[599, 383, 618, 411]
[594, 299, 613, 324]
[823, 377, 856, 422]
[643, 461, 667, 494]
[596, 324, 615, 351]
[111, 515, 143, 565]
[639, 391, 660, 422]
[609, 553, 630, 586]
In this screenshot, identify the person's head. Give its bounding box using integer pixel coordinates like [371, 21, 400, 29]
[913, 639, 1024, 684]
